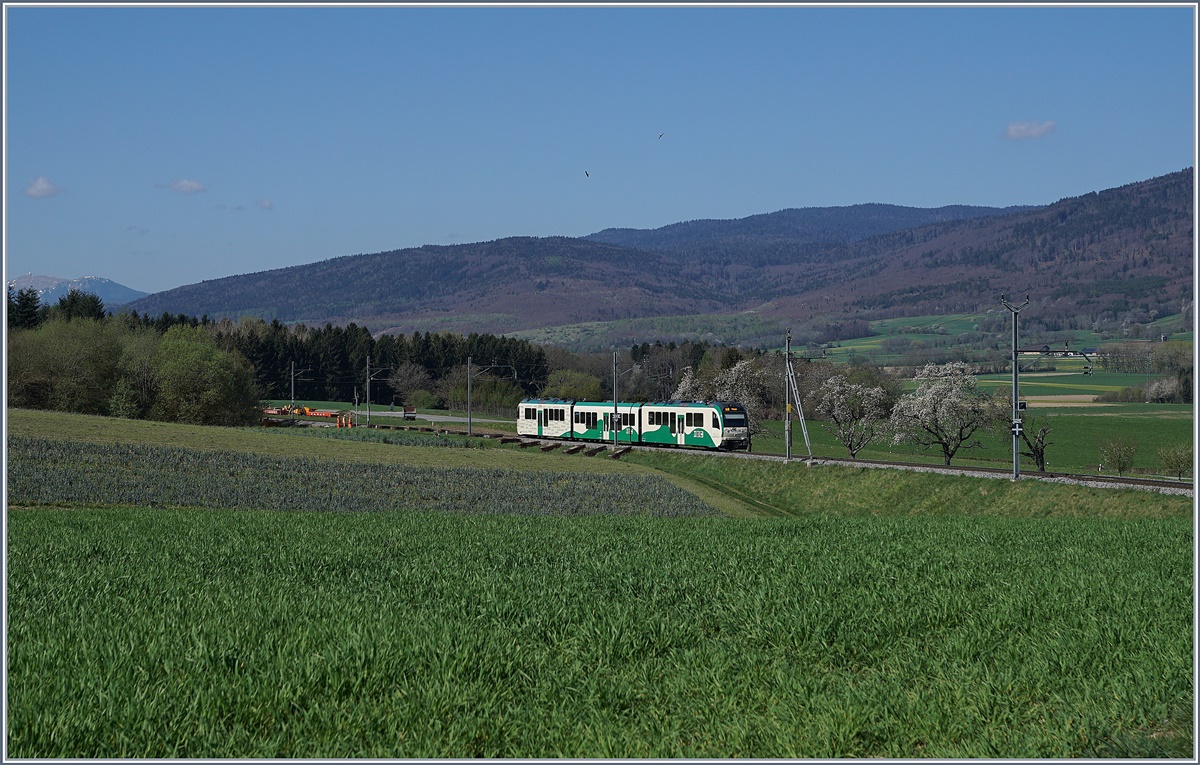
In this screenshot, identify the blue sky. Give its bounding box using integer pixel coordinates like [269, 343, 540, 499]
[4, 3, 1196, 294]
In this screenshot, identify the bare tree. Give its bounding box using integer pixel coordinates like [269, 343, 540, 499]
[388, 361, 432, 405]
[991, 392, 1054, 471]
[1019, 417, 1054, 472]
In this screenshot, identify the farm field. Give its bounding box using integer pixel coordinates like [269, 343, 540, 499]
[746, 403, 1192, 478]
[817, 316, 1191, 367]
[5, 410, 1194, 758]
[975, 371, 1175, 399]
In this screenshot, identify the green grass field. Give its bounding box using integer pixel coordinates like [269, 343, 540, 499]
[755, 403, 1192, 477]
[975, 371, 1171, 397]
[5, 410, 1194, 758]
[817, 312, 1191, 364]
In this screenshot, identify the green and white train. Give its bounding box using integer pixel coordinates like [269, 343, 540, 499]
[517, 399, 751, 451]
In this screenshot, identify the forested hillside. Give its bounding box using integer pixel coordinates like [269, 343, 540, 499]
[584, 202, 1034, 265]
[122, 168, 1193, 348]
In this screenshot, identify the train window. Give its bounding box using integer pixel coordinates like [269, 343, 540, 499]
[712, 413, 719, 429]
[525, 408, 534, 420]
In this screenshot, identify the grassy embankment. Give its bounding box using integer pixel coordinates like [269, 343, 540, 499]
[5, 409, 1193, 758]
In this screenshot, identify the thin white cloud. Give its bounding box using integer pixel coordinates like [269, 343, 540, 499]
[256, 197, 273, 211]
[1005, 121, 1057, 140]
[169, 179, 207, 194]
[25, 176, 61, 198]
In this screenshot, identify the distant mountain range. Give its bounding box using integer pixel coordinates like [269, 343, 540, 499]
[7, 273, 148, 308]
[121, 168, 1193, 348]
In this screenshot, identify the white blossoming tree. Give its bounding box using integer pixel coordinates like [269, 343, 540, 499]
[814, 375, 890, 458]
[889, 362, 999, 466]
[673, 359, 771, 436]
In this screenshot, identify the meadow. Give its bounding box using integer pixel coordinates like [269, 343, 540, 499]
[819, 311, 1191, 365]
[5, 409, 1194, 758]
[751, 403, 1191, 477]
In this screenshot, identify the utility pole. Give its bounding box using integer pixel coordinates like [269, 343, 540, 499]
[1001, 293, 1030, 481]
[784, 330, 793, 462]
[364, 356, 390, 427]
[290, 361, 311, 422]
[782, 330, 813, 463]
[467, 356, 473, 435]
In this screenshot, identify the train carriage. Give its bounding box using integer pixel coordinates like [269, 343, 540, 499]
[517, 399, 573, 439]
[517, 398, 751, 451]
[566, 401, 639, 444]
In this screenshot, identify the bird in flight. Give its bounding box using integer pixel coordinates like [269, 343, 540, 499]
[584, 170, 589, 177]
[658, 133, 664, 139]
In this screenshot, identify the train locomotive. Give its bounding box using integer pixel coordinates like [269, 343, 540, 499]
[517, 398, 751, 451]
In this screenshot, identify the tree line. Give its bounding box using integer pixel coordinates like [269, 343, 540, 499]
[5, 288, 1193, 478]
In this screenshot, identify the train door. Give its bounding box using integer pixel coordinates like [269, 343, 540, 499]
[537, 407, 544, 437]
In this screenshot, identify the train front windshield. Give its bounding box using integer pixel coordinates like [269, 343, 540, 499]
[724, 414, 747, 428]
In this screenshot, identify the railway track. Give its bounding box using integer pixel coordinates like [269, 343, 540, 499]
[371, 423, 1194, 497]
[528, 439, 1192, 497]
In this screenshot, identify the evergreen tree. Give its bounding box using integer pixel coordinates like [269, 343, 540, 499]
[7, 286, 44, 330]
[50, 289, 106, 321]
